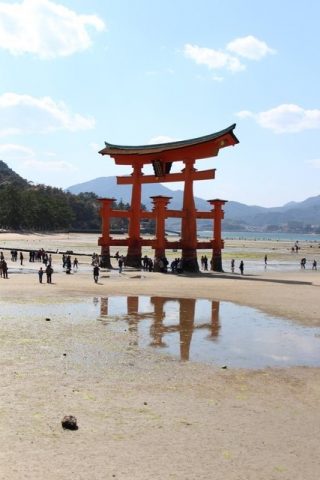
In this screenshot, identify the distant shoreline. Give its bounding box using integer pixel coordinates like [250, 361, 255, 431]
[2, 229, 320, 243]
[202, 230, 320, 242]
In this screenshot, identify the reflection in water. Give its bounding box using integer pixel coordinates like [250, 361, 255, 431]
[97, 295, 320, 368]
[0, 296, 319, 368]
[99, 296, 221, 361]
[100, 297, 108, 315]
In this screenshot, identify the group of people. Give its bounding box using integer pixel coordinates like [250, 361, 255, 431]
[301, 257, 317, 270]
[2, 245, 319, 284]
[141, 255, 153, 272]
[291, 241, 300, 253]
[38, 265, 53, 283]
[230, 259, 244, 274]
[170, 258, 183, 273]
[91, 253, 100, 266]
[11, 248, 51, 264]
[118, 254, 185, 274]
[200, 255, 209, 270]
[89, 252, 320, 279]
[62, 254, 78, 273]
[11, 250, 25, 266]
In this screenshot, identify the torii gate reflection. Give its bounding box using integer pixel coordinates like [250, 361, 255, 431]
[99, 296, 220, 361]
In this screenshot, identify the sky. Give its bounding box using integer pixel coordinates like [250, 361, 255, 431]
[0, 0, 319, 207]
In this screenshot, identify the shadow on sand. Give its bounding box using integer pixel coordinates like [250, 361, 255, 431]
[176, 271, 313, 286]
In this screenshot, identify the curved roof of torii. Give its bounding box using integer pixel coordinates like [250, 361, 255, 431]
[99, 124, 239, 165]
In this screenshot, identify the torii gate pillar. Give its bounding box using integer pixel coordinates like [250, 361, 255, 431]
[151, 195, 172, 271]
[98, 198, 115, 269]
[181, 159, 199, 272]
[126, 163, 143, 268]
[208, 199, 227, 272]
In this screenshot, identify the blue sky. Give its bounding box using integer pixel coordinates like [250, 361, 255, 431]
[0, 0, 319, 207]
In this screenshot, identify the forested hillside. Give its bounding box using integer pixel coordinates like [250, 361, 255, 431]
[0, 161, 119, 231]
[0, 161, 154, 232]
[0, 161, 100, 230]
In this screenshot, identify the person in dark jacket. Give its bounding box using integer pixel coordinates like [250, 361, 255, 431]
[46, 264, 53, 283]
[93, 265, 100, 283]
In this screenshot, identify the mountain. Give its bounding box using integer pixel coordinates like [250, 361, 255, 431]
[0, 160, 29, 187]
[67, 176, 320, 231]
[224, 195, 320, 227]
[67, 176, 211, 212]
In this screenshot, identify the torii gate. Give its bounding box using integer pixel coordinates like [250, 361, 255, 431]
[99, 124, 239, 272]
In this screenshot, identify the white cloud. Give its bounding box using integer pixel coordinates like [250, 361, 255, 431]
[43, 150, 56, 157]
[0, 0, 105, 59]
[0, 142, 77, 173]
[0, 143, 34, 159]
[148, 135, 178, 144]
[212, 75, 224, 82]
[306, 159, 320, 169]
[236, 104, 320, 133]
[236, 110, 253, 119]
[0, 92, 95, 136]
[184, 35, 275, 74]
[226, 35, 276, 60]
[184, 43, 245, 73]
[23, 158, 77, 172]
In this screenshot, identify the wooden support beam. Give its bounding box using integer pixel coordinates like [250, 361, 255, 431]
[117, 168, 215, 185]
[109, 210, 131, 218]
[195, 211, 215, 219]
[98, 238, 156, 247]
[196, 241, 214, 249]
[109, 209, 155, 219]
[166, 209, 184, 218]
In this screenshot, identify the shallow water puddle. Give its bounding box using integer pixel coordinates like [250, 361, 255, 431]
[97, 296, 320, 368]
[1, 296, 319, 369]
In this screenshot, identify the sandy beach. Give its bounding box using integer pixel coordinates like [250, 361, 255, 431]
[0, 232, 319, 480]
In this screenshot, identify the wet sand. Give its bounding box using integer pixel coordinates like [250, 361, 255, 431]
[0, 232, 320, 479]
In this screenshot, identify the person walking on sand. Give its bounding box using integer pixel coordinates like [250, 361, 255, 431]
[93, 265, 100, 283]
[46, 264, 53, 283]
[118, 256, 124, 274]
[20, 251, 24, 266]
[231, 259, 235, 273]
[2, 260, 8, 279]
[38, 267, 44, 283]
[239, 260, 244, 275]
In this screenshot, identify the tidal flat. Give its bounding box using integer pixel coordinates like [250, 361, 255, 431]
[0, 232, 319, 480]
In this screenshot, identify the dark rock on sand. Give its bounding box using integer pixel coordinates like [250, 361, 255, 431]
[61, 415, 78, 430]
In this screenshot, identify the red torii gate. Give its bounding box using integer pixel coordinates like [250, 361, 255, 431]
[98, 124, 239, 272]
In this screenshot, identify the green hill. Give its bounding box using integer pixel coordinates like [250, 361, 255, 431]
[0, 161, 101, 231]
[0, 160, 29, 187]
